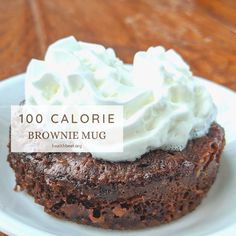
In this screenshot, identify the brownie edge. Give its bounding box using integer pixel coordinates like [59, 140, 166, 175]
[7, 123, 225, 230]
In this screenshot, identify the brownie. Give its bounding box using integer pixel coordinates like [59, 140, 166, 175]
[8, 123, 225, 230]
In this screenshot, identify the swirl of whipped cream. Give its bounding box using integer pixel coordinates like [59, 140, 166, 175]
[25, 36, 216, 161]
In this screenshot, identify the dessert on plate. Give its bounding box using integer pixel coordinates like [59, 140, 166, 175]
[8, 36, 225, 229]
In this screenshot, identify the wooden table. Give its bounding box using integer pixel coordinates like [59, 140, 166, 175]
[0, 0, 235, 235]
[0, 0, 236, 91]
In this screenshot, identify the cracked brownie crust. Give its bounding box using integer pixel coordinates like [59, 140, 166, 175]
[8, 123, 225, 229]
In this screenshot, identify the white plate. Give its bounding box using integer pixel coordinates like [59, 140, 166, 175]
[0, 74, 236, 236]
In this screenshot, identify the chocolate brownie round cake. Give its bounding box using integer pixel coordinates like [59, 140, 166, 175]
[8, 37, 226, 230]
[8, 123, 225, 229]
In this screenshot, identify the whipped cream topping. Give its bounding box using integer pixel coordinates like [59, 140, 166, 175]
[25, 36, 216, 161]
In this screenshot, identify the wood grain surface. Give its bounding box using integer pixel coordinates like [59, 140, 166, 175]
[0, 0, 236, 91]
[0, 0, 235, 235]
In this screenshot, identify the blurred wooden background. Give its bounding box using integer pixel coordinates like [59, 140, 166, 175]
[0, 0, 236, 91]
[0, 0, 235, 235]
